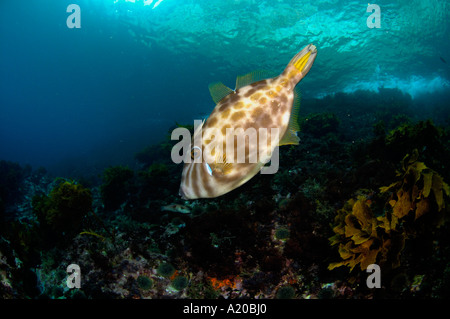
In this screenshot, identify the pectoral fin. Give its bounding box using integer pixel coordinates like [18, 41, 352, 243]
[209, 148, 234, 175]
[208, 82, 234, 104]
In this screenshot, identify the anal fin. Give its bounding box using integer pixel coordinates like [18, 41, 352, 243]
[279, 87, 301, 146]
[279, 130, 300, 146]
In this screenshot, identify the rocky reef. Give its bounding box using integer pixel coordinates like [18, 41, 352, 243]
[1, 89, 450, 299]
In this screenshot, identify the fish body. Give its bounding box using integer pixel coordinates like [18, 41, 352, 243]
[179, 44, 317, 199]
[161, 203, 191, 214]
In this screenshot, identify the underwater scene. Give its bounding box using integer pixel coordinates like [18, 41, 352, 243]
[1, 0, 450, 304]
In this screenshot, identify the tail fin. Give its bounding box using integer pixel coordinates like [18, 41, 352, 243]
[285, 44, 317, 82]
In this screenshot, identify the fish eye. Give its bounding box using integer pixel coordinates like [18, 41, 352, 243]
[191, 146, 202, 160]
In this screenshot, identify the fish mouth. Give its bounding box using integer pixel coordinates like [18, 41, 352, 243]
[307, 43, 317, 54]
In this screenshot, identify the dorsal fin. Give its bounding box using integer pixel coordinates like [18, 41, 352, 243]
[235, 70, 275, 90]
[279, 87, 301, 146]
[208, 82, 234, 104]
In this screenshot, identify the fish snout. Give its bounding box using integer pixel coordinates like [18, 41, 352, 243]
[307, 43, 317, 54]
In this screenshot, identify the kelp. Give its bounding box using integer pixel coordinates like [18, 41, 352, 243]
[329, 150, 450, 272]
[380, 149, 450, 225]
[33, 180, 92, 239]
[328, 196, 402, 271]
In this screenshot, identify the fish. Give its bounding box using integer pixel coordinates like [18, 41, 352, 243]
[161, 203, 191, 214]
[179, 44, 317, 199]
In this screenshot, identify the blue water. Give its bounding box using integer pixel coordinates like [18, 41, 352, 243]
[2, 0, 450, 302]
[1, 0, 449, 172]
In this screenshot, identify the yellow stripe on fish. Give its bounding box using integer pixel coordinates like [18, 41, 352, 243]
[179, 44, 317, 199]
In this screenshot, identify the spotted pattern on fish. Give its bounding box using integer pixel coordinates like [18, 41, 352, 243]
[179, 44, 317, 199]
